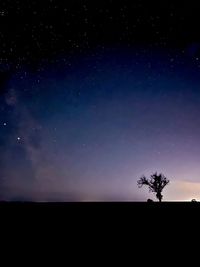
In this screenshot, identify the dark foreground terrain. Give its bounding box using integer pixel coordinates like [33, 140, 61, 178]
[0, 201, 199, 220]
[0, 202, 198, 239]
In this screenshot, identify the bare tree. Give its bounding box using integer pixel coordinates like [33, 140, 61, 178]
[137, 172, 169, 202]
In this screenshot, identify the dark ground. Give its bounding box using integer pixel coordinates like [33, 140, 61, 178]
[0, 201, 198, 220]
[0, 202, 197, 240]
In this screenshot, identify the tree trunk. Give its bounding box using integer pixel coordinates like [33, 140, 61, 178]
[157, 192, 162, 202]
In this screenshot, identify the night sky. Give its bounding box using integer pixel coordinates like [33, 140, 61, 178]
[1, 0, 200, 201]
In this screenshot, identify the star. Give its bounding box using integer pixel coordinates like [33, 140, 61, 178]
[0, 11, 6, 16]
[3, 122, 7, 126]
[17, 137, 21, 141]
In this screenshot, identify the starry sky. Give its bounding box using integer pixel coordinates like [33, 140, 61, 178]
[1, 0, 200, 201]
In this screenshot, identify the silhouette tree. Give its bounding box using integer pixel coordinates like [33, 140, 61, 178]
[137, 172, 169, 202]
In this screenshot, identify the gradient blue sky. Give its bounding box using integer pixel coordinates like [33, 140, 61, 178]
[1, 48, 200, 201]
